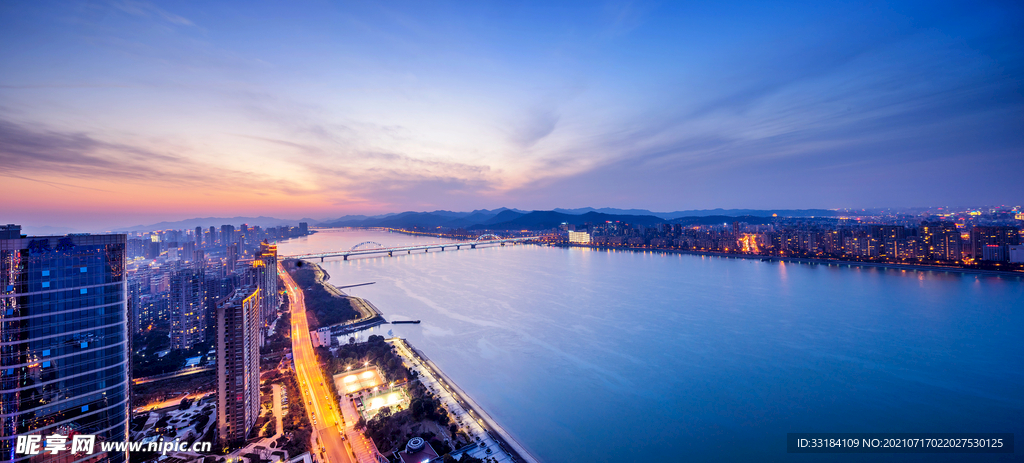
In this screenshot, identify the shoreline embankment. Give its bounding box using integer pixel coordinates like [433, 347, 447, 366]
[559, 244, 1024, 278]
[390, 338, 541, 463]
[285, 259, 387, 333]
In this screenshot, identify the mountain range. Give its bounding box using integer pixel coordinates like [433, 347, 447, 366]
[318, 208, 827, 230]
[105, 208, 838, 232]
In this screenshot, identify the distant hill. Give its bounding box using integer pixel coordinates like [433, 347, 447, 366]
[94, 207, 837, 234]
[470, 210, 666, 230]
[115, 216, 317, 232]
[317, 207, 836, 231]
[554, 207, 839, 219]
[661, 208, 839, 219]
[670, 215, 776, 226]
[318, 208, 524, 229]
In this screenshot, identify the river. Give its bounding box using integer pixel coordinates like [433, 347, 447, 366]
[277, 229, 1024, 462]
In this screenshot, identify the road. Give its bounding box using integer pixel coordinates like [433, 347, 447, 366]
[280, 262, 354, 463]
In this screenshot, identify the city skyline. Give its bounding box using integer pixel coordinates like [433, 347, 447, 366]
[2, 0, 1022, 230]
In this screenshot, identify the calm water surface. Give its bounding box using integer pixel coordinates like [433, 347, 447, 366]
[279, 230, 1024, 462]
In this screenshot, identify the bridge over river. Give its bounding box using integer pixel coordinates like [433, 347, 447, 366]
[283, 234, 541, 261]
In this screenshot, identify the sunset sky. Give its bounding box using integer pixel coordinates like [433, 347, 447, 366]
[2, 0, 1022, 230]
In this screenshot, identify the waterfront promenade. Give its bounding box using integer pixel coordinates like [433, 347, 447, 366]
[389, 338, 541, 463]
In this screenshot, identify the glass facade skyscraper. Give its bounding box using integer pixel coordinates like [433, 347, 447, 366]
[0, 226, 129, 463]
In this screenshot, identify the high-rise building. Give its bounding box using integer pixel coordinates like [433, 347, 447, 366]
[970, 226, 1020, 261]
[170, 268, 206, 351]
[254, 242, 278, 327]
[220, 225, 235, 246]
[195, 226, 203, 247]
[239, 224, 249, 247]
[208, 226, 217, 246]
[216, 286, 261, 447]
[299, 222, 308, 235]
[128, 279, 143, 335]
[920, 221, 960, 261]
[192, 249, 205, 271]
[870, 225, 906, 259]
[0, 226, 130, 462]
[226, 243, 239, 273]
[181, 241, 195, 262]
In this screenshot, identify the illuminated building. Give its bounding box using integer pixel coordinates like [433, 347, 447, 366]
[216, 286, 261, 447]
[568, 231, 591, 244]
[254, 241, 278, 326]
[0, 225, 129, 462]
[170, 268, 206, 351]
[870, 225, 905, 259]
[920, 221, 960, 261]
[970, 226, 1020, 261]
[398, 437, 438, 463]
[982, 245, 1005, 262]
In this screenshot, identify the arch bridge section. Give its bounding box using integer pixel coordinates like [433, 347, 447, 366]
[286, 235, 539, 261]
[350, 241, 385, 251]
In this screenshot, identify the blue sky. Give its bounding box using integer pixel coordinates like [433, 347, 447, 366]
[1, 0, 1021, 228]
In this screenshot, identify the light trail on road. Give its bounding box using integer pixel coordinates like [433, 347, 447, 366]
[280, 262, 354, 463]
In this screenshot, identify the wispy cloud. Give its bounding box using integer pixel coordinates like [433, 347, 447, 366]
[0, 118, 303, 194]
[508, 106, 560, 149]
[109, 0, 194, 26]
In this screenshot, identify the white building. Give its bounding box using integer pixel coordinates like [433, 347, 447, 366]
[568, 230, 591, 244]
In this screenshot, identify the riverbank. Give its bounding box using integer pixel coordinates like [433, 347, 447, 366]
[560, 244, 1024, 278]
[389, 338, 541, 463]
[283, 259, 386, 330]
[313, 262, 388, 335]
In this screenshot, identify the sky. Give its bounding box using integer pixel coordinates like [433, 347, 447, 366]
[1, 0, 1022, 230]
